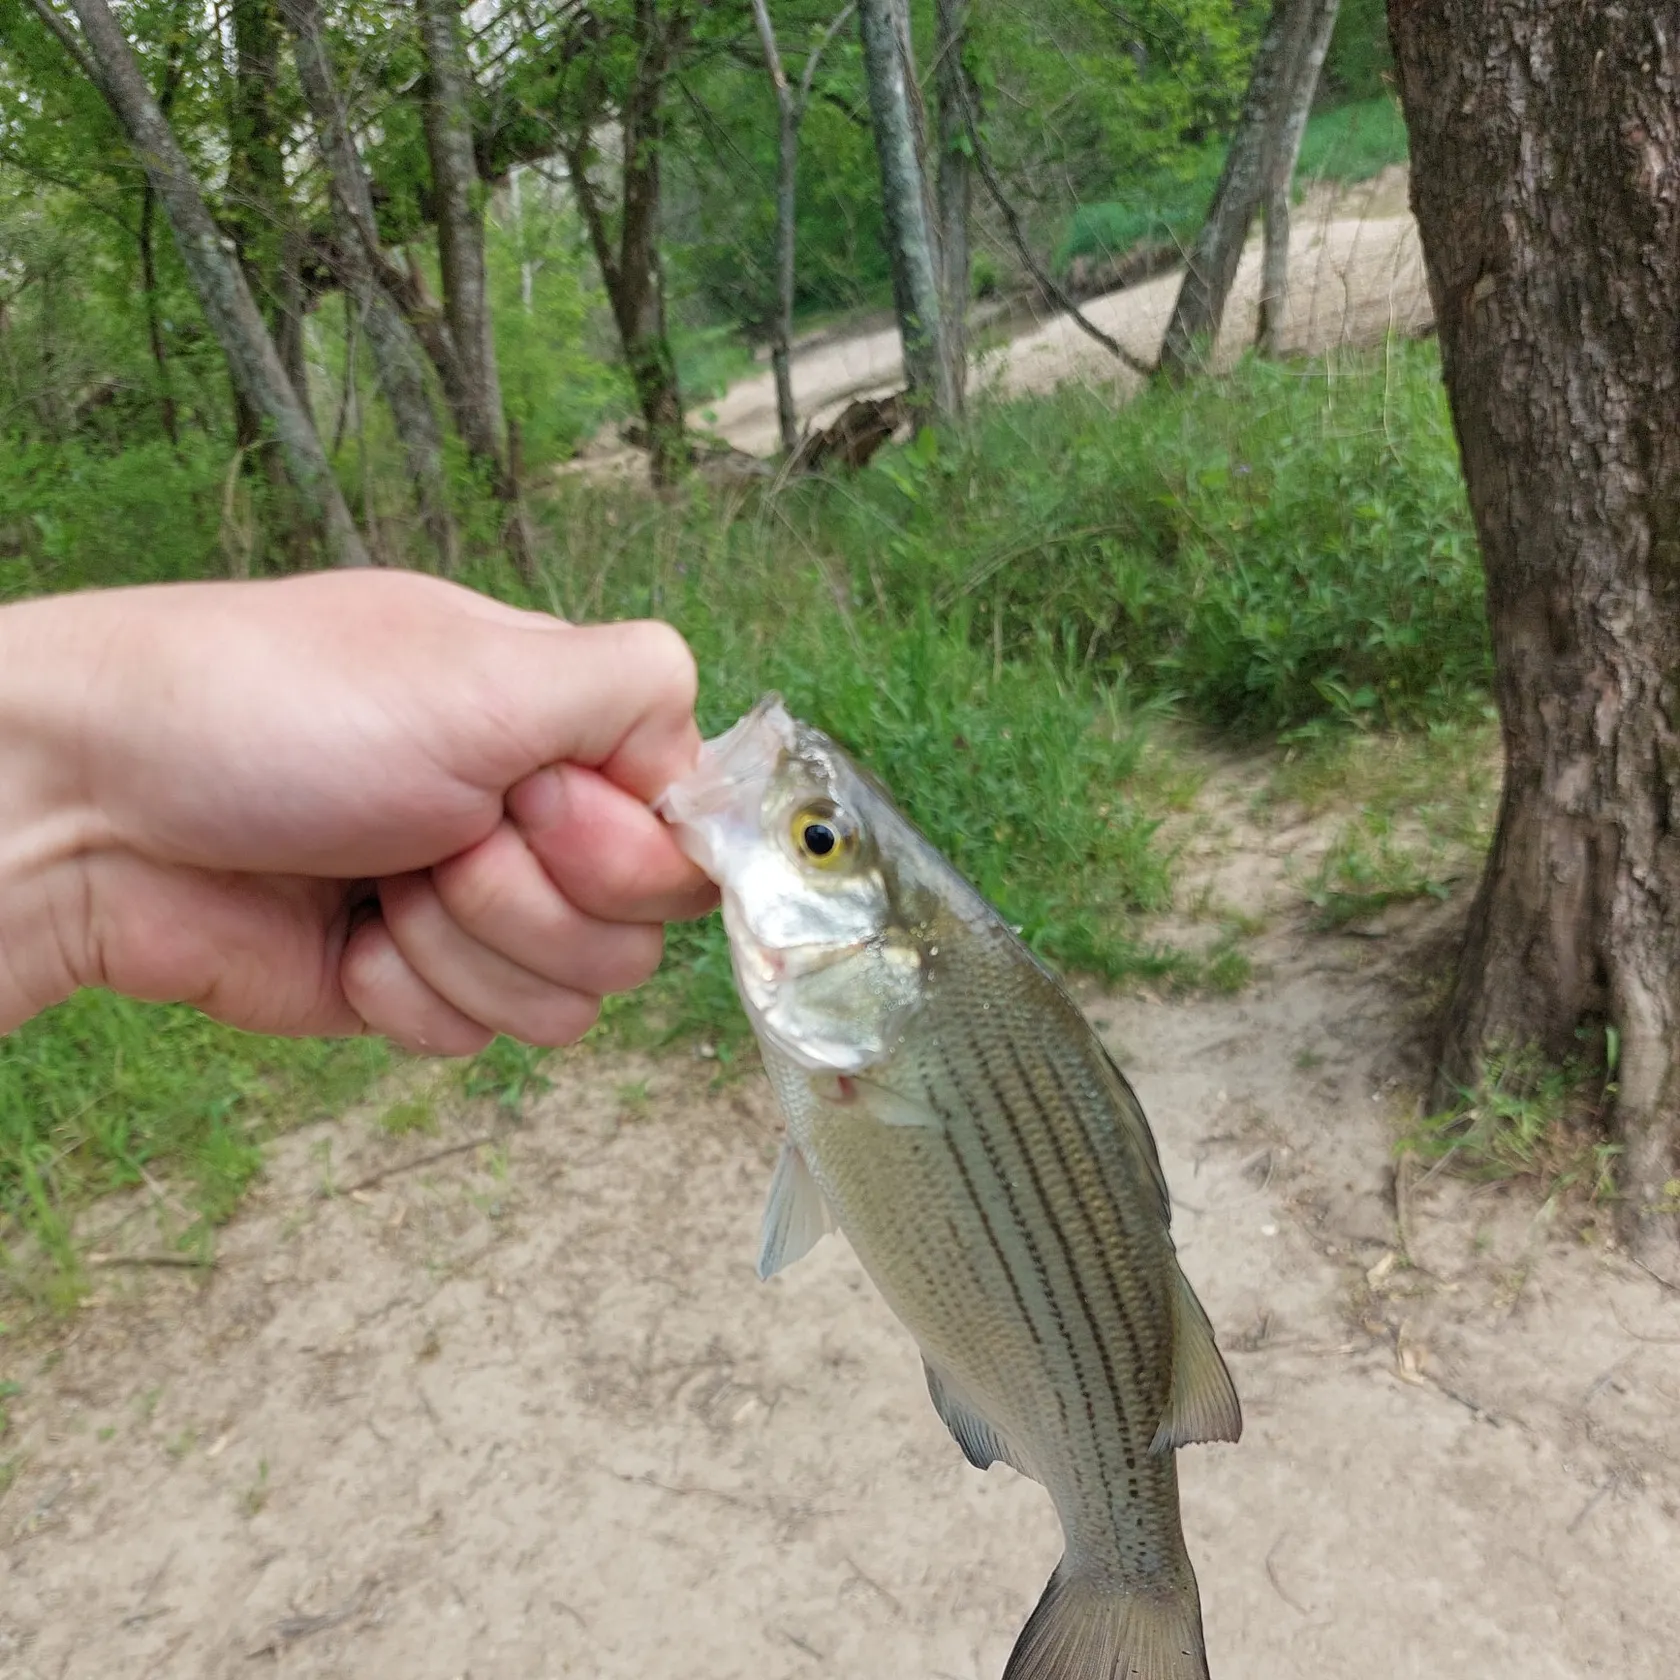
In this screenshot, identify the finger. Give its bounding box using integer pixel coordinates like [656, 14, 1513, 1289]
[341, 912, 496, 1057]
[431, 820, 668, 993]
[378, 871, 606, 1048]
[507, 764, 719, 924]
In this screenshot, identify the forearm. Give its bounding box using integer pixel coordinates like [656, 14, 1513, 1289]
[0, 595, 108, 1030]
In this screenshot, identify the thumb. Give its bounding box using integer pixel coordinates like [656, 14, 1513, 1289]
[470, 616, 705, 803]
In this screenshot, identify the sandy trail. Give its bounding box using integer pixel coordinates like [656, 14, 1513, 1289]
[2, 774, 1675, 1680]
[696, 174, 1431, 457]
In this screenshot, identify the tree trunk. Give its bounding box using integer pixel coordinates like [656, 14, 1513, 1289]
[748, 1, 854, 458]
[933, 0, 973, 412]
[65, 0, 368, 567]
[1258, 0, 1341, 355]
[281, 0, 457, 569]
[416, 0, 503, 467]
[857, 0, 954, 417]
[1390, 0, 1680, 1268]
[138, 9, 185, 447]
[416, 0, 535, 573]
[565, 1, 692, 486]
[1158, 0, 1311, 382]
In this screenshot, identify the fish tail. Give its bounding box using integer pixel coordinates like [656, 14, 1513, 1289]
[1003, 1558, 1211, 1680]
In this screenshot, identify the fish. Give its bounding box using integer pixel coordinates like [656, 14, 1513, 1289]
[655, 695, 1240, 1680]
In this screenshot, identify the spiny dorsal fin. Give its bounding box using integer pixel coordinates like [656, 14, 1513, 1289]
[924, 1361, 1033, 1479]
[1150, 1262, 1242, 1452]
[757, 1139, 834, 1280]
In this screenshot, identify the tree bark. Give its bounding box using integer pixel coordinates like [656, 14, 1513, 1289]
[1158, 0, 1311, 382]
[415, 0, 535, 576]
[750, 0, 854, 457]
[281, 0, 457, 569]
[416, 0, 503, 467]
[563, 1, 691, 486]
[857, 0, 954, 417]
[1390, 0, 1680, 1267]
[932, 0, 972, 412]
[64, 0, 368, 567]
[1258, 0, 1340, 355]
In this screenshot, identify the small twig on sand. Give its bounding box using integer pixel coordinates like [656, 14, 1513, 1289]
[1567, 1474, 1618, 1535]
[87, 1252, 213, 1270]
[320, 1135, 496, 1201]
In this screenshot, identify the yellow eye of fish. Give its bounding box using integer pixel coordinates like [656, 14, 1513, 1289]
[790, 800, 857, 869]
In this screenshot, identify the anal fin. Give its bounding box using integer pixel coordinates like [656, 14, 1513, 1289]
[757, 1140, 834, 1280]
[1150, 1262, 1242, 1452]
[924, 1361, 1032, 1478]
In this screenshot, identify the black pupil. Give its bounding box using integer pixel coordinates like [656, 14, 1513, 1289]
[803, 821, 838, 858]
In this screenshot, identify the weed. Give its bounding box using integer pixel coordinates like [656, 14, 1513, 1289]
[0, 1377, 18, 1436]
[1404, 1049, 1617, 1193]
[462, 1038, 552, 1112]
[614, 1080, 653, 1120]
[379, 1098, 440, 1139]
[242, 1458, 270, 1518]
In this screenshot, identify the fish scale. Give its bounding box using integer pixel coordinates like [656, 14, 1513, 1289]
[657, 695, 1241, 1680]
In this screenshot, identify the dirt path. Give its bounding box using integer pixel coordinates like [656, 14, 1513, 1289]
[695, 170, 1430, 457]
[3, 769, 1676, 1680]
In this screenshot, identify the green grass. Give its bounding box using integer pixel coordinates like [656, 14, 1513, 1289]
[1, 995, 389, 1302]
[1403, 1048, 1618, 1198]
[1059, 96, 1409, 271]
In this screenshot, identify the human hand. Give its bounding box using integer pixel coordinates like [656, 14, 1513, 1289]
[0, 571, 716, 1053]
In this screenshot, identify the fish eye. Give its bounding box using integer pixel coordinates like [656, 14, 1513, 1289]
[789, 799, 858, 869]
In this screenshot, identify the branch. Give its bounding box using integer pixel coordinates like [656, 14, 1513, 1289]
[961, 93, 1155, 378]
[797, 2, 858, 114]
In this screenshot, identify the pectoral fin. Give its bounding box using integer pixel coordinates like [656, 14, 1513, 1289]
[924, 1361, 1033, 1478]
[757, 1139, 835, 1280]
[1150, 1263, 1242, 1452]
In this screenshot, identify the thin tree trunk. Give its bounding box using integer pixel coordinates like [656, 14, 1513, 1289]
[64, 0, 368, 567]
[933, 0, 972, 411]
[1158, 0, 1310, 382]
[416, 0, 503, 467]
[280, 0, 457, 569]
[564, 1, 692, 486]
[137, 182, 178, 445]
[857, 0, 954, 417]
[1258, 0, 1341, 354]
[416, 0, 534, 574]
[749, 0, 855, 457]
[279, 0, 470, 414]
[1391, 0, 1680, 1268]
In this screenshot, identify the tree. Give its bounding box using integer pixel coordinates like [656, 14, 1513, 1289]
[280, 0, 456, 568]
[49, 0, 369, 567]
[748, 0, 855, 456]
[856, 0, 953, 417]
[1157, 0, 1339, 380]
[1257, 0, 1340, 354]
[557, 0, 693, 485]
[931, 0, 972, 410]
[1390, 0, 1680, 1267]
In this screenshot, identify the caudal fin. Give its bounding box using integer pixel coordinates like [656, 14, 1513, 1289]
[1002, 1561, 1211, 1680]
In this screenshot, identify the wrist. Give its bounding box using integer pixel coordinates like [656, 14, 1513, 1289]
[0, 595, 112, 1027]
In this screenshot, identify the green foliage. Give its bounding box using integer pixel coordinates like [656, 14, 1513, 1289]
[851, 344, 1486, 735]
[1323, 0, 1395, 103]
[1405, 1050, 1618, 1197]
[0, 994, 388, 1298]
[1059, 97, 1409, 270]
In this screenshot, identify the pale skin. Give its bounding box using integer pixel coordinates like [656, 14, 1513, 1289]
[0, 570, 716, 1055]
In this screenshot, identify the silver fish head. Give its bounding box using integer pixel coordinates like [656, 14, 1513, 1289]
[655, 695, 929, 1075]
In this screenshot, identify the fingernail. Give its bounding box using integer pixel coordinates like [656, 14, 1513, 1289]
[509, 766, 566, 830]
